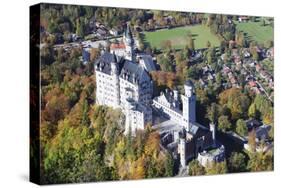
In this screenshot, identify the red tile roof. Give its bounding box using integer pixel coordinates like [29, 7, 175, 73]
[110, 43, 126, 49]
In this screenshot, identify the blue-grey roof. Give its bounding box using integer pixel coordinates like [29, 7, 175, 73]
[189, 124, 199, 135]
[153, 89, 182, 114]
[95, 51, 123, 75]
[185, 80, 194, 87]
[95, 51, 150, 85]
[246, 119, 262, 131]
[139, 55, 156, 72]
[255, 125, 271, 140]
[120, 60, 150, 84]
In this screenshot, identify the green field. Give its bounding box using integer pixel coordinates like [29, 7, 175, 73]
[143, 25, 221, 50]
[235, 18, 273, 44]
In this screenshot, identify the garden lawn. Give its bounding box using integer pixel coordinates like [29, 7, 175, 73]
[235, 18, 273, 44]
[143, 25, 221, 50]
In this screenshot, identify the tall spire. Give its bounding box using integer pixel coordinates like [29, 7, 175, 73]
[125, 22, 133, 42]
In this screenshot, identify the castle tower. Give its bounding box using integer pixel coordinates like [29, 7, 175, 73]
[124, 90, 135, 135]
[181, 80, 196, 131]
[179, 138, 186, 167]
[210, 123, 216, 147]
[110, 52, 120, 108]
[123, 23, 135, 61]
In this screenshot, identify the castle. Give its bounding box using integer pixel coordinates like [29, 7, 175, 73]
[95, 24, 153, 135]
[94, 24, 224, 167]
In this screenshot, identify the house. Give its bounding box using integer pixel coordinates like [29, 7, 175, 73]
[266, 47, 274, 59]
[248, 80, 257, 87]
[251, 86, 261, 94]
[243, 49, 251, 58]
[95, 21, 101, 28]
[243, 123, 272, 152]
[255, 125, 271, 141]
[96, 28, 107, 37]
[260, 70, 271, 80]
[222, 65, 231, 75]
[234, 56, 242, 65]
[110, 43, 127, 57]
[255, 64, 262, 72]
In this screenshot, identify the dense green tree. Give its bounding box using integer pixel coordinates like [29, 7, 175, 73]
[207, 103, 220, 124]
[188, 160, 206, 176]
[43, 120, 113, 184]
[252, 50, 259, 61]
[187, 65, 200, 79]
[164, 153, 174, 177]
[206, 161, 228, 175]
[206, 47, 216, 64]
[218, 115, 232, 132]
[236, 31, 246, 47]
[253, 94, 273, 124]
[236, 119, 248, 136]
[228, 152, 247, 172]
[76, 18, 85, 37]
[248, 103, 258, 119]
[48, 21, 59, 33]
[157, 54, 173, 72]
[40, 45, 55, 65]
[81, 99, 90, 126]
[125, 127, 135, 160]
[247, 151, 273, 172]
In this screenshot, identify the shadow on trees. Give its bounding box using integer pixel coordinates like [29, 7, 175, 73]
[217, 131, 244, 158]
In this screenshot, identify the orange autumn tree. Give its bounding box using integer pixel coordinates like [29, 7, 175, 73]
[150, 71, 177, 89]
[219, 88, 250, 120]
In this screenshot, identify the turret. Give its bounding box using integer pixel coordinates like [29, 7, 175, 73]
[124, 90, 136, 135]
[184, 80, 194, 97]
[123, 23, 135, 61]
[182, 80, 196, 131]
[124, 23, 133, 44]
[179, 138, 186, 167]
[210, 123, 216, 147]
[110, 52, 118, 75]
[173, 90, 179, 101]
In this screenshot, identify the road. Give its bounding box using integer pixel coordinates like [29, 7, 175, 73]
[53, 35, 123, 50]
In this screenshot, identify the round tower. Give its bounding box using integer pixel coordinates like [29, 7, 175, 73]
[184, 80, 194, 97]
[182, 80, 196, 131]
